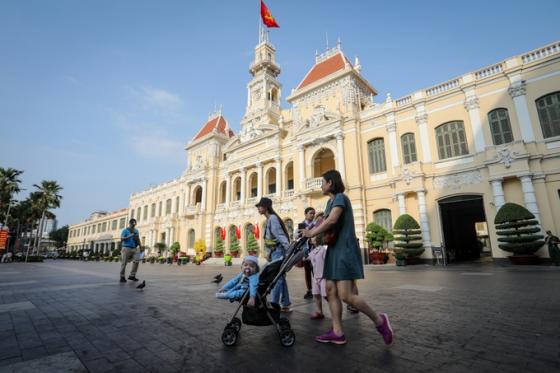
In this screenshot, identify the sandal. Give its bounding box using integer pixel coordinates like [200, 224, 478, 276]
[310, 312, 325, 320]
[346, 304, 359, 314]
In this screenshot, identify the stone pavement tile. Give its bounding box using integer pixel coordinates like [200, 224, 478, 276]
[71, 341, 103, 361]
[0, 356, 23, 368]
[16, 333, 43, 349]
[81, 357, 114, 373]
[45, 344, 74, 355]
[0, 348, 21, 362]
[112, 358, 144, 372]
[20, 346, 49, 361]
[0, 351, 87, 373]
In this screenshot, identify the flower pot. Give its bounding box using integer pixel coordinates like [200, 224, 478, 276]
[214, 251, 223, 258]
[405, 256, 421, 265]
[369, 251, 387, 265]
[230, 251, 239, 258]
[247, 251, 258, 256]
[508, 254, 539, 265]
[395, 258, 407, 266]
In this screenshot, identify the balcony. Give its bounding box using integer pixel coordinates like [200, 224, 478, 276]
[184, 203, 201, 217]
[216, 203, 226, 210]
[283, 190, 295, 198]
[305, 177, 323, 191]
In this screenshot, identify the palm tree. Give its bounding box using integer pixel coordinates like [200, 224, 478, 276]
[0, 167, 24, 226]
[32, 180, 63, 255]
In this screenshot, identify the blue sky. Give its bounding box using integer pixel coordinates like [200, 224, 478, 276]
[1, 0, 558, 227]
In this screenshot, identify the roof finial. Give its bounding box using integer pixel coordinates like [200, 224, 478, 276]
[337, 37, 341, 51]
[326, 32, 329, 51]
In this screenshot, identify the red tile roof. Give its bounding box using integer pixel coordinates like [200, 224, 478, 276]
[296, 53, 349, 90]
[193, 115, 234, 141]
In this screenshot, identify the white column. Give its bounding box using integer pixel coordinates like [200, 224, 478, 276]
[520, 174, 541, 225]
[225, 174, 231, 207]
[240, 168, 246, 204]
[186, 184, 191, 206]
[275, 157, 282, 197]
[385, 113, 400, 169]
[257, 162, 263, 198]
[416, 189, 432, 248]
[298, 145, 305, 190]
[335, 133, 346, 180]
[170, 228, 175, 244]
[397, 193, 406, 215]
[490, 178, 505, 210]
[415, 111, 432, 163]
[508, 79, 535, 142]
[464, 89, 486, 152]
[201, 178, 207, 212]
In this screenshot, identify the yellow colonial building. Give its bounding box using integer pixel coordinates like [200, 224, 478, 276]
[67, 209, 128, 253]
[69, 36, 560, 263]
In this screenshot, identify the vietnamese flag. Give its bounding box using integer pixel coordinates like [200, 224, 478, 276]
[235, 226, 241, 240]
[253, 224, 260, 239]
[260, 0, 279, 28]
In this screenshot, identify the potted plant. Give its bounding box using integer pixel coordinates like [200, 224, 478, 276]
[214, 234, 224, 257]
[495, 203, 544, 264]
[246, 232, 259, 256]
[169, 242, 181, 264]
[393, 214, 424, 265]
[147, 256, 156, 264]
[153, 242, 166, 258]
[229, 235, 240, 258]
[365, 223, 393, 264]
[224, 253, 233, 266]
[178, 253, 189, 265]
[194, 239, 206, 265]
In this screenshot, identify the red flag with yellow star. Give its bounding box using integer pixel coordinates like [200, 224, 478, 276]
[260, 0, 279, 28]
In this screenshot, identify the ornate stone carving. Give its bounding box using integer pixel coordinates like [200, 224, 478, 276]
[401, 168, 413, 185]
[433, 170, 481, 190]
[492, 147, 520, 168]
[508, 81, 526, 98]
[463, 97, 480, 111]
[239, 121, 264, 143]
[192, 155, 207, 170]
[415, 113, 428, 125]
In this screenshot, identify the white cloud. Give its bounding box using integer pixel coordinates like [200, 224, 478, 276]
[142, 86, 182, 110]
[129, 131, 184, 161]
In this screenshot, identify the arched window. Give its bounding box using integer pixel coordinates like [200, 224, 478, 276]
[488, 108, 513, 145]
[165, 199, 172, 215]
[367, 138, 387, 173]
[313, 148, 335, 177]
[284, 218, 294, 241]
[374, 209, 392, 231]
[249, 173, 258, 197]
[219, 181, 226, 204]
[266, 168, 276, 195]
[435, 121, 468, 159]
[187, 229, 195, 249]
[233, 177, 241, 200]
[245, 223, 254, 242]
[536, 92, 560, 139]
[285, 162, 294, 190]
[401, 133, 417, 164]
[194, 187, 202, 204]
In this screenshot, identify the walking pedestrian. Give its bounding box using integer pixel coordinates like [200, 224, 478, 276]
[120, 219, 141, 283]
[296, 207, 316, 300]
[545, 230, 560, 266]
[302, 170, 393, 345]
[256, 197, 292, 312]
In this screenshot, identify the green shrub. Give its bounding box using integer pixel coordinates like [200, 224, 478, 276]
[365, 223, 393, 250]
[494, 203, 544, 255]
[229, 235, 240, 255]
[246, 232, 259, 254]
[393, 214, 424, 258]
[215, 233, 224, 253]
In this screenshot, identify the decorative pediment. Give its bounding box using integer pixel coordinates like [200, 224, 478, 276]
[297, 106, 339, 132]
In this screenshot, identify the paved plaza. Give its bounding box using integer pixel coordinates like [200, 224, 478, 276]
[0, 260, 559, 373]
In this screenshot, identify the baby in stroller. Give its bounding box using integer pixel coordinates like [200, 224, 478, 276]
[216, 256, 260, 307]
[220, 237, 308, 347]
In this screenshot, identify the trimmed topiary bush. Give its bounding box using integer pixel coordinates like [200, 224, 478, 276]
[494, 203, 544, 255]
[365, 223, 393, 250]
[393, 214, 424, 258]
[246, 232, 259, 255]
[229, 235, 240, 256]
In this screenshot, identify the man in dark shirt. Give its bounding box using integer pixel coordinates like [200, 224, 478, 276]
[298, 207, 315, 299]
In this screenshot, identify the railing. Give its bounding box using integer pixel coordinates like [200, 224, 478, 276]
[247, 197, 258, 205]
[522, 41, 560, 64]
[425, 79, 460, 97]
[305, 177, 323, 190]
[231, 201, 241, 208]
[395, 95, 412, 107]
[475, 63, 503, 80]
[185, 203, 200, 215]
[216, 203, 225, 210]
[283, 190, 295, 198]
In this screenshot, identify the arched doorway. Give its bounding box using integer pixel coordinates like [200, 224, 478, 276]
[187, 229, 195, 249]
[438, 195, 490, 262]
[313, 148, 335, 177]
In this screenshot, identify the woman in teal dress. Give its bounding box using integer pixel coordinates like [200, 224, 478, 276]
[303, 170, 393, 346]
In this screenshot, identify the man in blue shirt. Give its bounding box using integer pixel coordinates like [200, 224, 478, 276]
[120, 218, 141, 283]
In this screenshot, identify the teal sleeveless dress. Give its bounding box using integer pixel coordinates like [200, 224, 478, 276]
[323, 193, 364, 281]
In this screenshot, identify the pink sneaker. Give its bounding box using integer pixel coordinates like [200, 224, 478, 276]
[315, 329, 347, 345]
[376, 313, 393, 345]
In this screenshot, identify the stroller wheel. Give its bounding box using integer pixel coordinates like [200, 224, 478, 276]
[231, 317, 242, 332]
[221, 327, 238, 346]
[280, 329, 296, 347]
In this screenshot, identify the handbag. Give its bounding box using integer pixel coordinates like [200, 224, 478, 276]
[323, 228, 338, 246]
